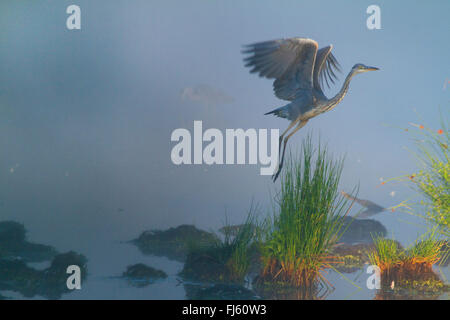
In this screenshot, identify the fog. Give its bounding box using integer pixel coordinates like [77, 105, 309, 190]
[0, 0, 448, 298]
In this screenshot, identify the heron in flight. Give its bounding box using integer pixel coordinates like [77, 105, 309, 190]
[242, 37, 379, 181]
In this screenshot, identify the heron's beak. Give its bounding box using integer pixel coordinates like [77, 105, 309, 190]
[366, 66, 379, 71]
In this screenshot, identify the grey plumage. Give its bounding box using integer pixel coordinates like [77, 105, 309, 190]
[242, 37, 379, 181]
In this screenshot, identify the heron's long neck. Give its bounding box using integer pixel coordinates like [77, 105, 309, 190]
[325, 70, 356, 111]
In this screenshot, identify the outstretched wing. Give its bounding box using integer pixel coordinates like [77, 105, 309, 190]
[242, 38, 318, 101]
[313, 45, 341, 93]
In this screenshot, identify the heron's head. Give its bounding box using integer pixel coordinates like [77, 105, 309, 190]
[351, 63, 379, 74]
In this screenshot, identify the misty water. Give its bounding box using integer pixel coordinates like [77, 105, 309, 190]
[1, 1, 448, 299]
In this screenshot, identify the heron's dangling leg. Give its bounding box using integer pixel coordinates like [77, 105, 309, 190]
[278, 120, 299, 156]
[272, 119, 300, 181]
[272, 120, 308, 182]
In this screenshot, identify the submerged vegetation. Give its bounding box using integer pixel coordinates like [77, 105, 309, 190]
[256, 138, 353, 289]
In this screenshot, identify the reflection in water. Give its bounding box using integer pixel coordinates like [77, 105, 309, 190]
[184, 281, 331, 300]
[375, 289, 444, 300]
[252, 280, 331, 300]
[122, 263, 168, 288]
[341, 191, 386, 219]
[3, 219, 445, 300]
[184, 283, 259, 300]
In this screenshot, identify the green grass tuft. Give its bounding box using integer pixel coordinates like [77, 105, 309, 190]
[367, 235, 404, 269]
[258, 135, 353, 287]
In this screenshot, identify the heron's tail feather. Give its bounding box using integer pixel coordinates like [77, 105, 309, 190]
[264, 105, 290, 119]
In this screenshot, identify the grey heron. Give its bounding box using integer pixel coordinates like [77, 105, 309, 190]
[242, 37, 379, 181]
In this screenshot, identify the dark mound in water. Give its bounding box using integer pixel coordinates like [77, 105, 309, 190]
[0, 251, 87, 299]
[132, 225, 219, 262]
[184, 284, 260, 300]
[340, 217, 387, 243]
[180, 249, 232, 283]
[0, 221, 57, 262]
[122, 263, 167, 287]
[123, 263, 167, 279]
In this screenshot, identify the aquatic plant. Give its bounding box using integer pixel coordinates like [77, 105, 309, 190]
[374, 112, 449, 297]
[258, 136, 353, 288]
[367, 236, 404, 273]
[180, 209, 258, 283]
[388, 115, 449, 237]
[410, 118, 450, 236]
[407, 232, 445, 266]
[223, 207, 263, 279]
[368, 232, 447, 291]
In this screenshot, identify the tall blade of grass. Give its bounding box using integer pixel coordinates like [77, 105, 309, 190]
[261, 134, 353, 287]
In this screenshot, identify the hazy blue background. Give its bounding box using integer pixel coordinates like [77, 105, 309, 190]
[0, 0, 448, 299]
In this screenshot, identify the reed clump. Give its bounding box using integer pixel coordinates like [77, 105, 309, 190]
[257, 137, 352, 288]
[368, 233, 448, 291]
